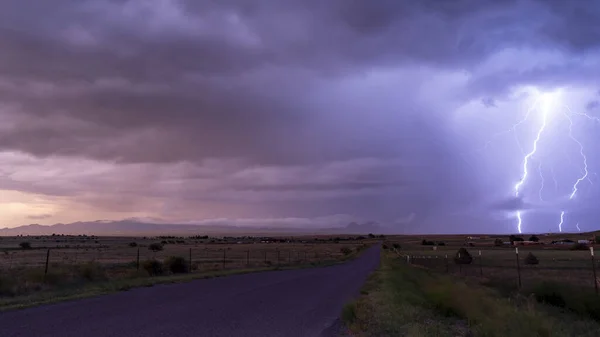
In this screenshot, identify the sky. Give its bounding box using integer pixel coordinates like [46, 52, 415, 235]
[0, 0, 599, 233]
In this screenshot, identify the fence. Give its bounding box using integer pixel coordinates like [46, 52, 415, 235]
[396, 246, 600, 293]
[0, 242, 360, 283]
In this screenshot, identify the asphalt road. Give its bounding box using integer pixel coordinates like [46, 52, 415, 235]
[0, 245, 380, 337]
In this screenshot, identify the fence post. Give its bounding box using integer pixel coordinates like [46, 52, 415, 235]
[246, 249, 250, 267]
[591, 247, 598, 295]
[189, 248, 192, 272]
[445, 254, 449, 273]
[222, 249, 226, 269]
[136, 247, 140, 271]
[44, 249, 50, 282]
[515, 247, 522, 289]
[277, 249, 281, 266]
[479, 250, 483, 276]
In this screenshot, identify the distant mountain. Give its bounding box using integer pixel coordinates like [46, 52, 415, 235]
[0, 219, 389, 236]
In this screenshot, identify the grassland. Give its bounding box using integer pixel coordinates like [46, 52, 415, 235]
[343, 250, 600, 337]
[0, 234, 374, 310]
[385, 232, 600, 291]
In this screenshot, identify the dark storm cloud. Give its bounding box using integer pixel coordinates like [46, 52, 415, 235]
[0, 0, 596, 164]
[0, 0, 598, 228]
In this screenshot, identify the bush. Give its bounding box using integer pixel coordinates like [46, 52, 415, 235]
[382, 244, 389, 250]
[494, 238, 503, 247]
[437, 242, 446, 246]
[19, 242, 31, 250]
[454, 248, 473, 265]
[340, 247, 353, 256]
[128, 242, 138, 247]
[528, 235, 540, 242]
[570, 242, 588, 251]
[595, 236, 600, 244]
[142, 259, 164, 276]
[164, 256, 189, 274]
[524, 252, 539, 265]
[392, 243, 401, 249]
[148, 243, 164, 252]
[421, 239, 435, 246]
[77, 262, 107, 281]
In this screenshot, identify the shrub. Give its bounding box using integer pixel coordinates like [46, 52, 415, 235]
[595, 236, 600, 244]
[528, 235, 540, 242]
[77, 262, 107, 281]
[524, 252, 539, 265]
[494, 238, 503, 247]
[340, 247, 353, 256]
[164, 256, 189, 274]
[437, 242, 446, 246]
[128, 242, 138, 247]
[392, 243, 401, 249]
[454, 248, 473, 265]
[19, 242, 31, 250]
[382, 244, 389, 250]
[570, 242, 588, 251]
[148, 243, 164, 252]
[142, 259, 164, 276]
[421, 239, 435, 246]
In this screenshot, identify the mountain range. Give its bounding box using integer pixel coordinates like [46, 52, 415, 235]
[0, 220, 388, 236]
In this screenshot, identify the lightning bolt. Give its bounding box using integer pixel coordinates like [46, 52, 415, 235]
[565, 109, 590, 200]
[512, 95, 551, 233]
[576, 222, 581, 232]
[558, 210, 565, 233]
[537, 161, 545, 202]
[482, 89, 597, 234]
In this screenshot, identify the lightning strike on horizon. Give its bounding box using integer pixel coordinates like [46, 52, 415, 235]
[485, 89, 597, 234]
[558, 210, 565, 232]
[576, 222, 581, 232]
[512, 94, 551, 233]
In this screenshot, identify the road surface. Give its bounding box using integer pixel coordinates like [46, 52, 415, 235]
[0, 245, 380, 337]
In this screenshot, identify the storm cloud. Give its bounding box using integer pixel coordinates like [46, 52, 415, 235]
[0, 0, 599, 233]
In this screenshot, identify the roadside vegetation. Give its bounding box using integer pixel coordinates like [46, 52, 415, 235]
[343, 250, 600, 337]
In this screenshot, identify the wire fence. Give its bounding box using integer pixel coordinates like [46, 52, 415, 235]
[395, 246, 600, 293]
[0, 243, 361, 282]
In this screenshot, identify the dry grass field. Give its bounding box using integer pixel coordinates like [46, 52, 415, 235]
[383, 232, 600, 291]
[0, 234, 376, 309]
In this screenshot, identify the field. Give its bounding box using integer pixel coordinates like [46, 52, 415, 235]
[0, 234, 374, 309]
[343, 251, 600, 337]
[340, 233, 600, 336]
[385, 233, 600, 290]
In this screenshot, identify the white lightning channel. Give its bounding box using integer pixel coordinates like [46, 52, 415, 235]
[565, 109, 590, 200]
[537, 161, 545, 202]
[558, 211, 565, 233]
[576, 222, 581, 232]
[513, 96, 551, 233]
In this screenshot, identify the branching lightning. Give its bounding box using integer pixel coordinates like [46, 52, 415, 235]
[485, 88, 597, 234]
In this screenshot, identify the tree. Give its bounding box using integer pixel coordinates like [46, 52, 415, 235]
[454, 248, 473, 265]
[509, 235, 524, 244]
[19, 242, 31, 250]
[494, 238, 503, 247]
[528, 235, 540, 242]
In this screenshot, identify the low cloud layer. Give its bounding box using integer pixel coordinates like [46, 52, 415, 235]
[0, 1, 599, 233]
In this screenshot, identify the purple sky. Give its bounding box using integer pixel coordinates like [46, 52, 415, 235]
[1, 0, 599, 233]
